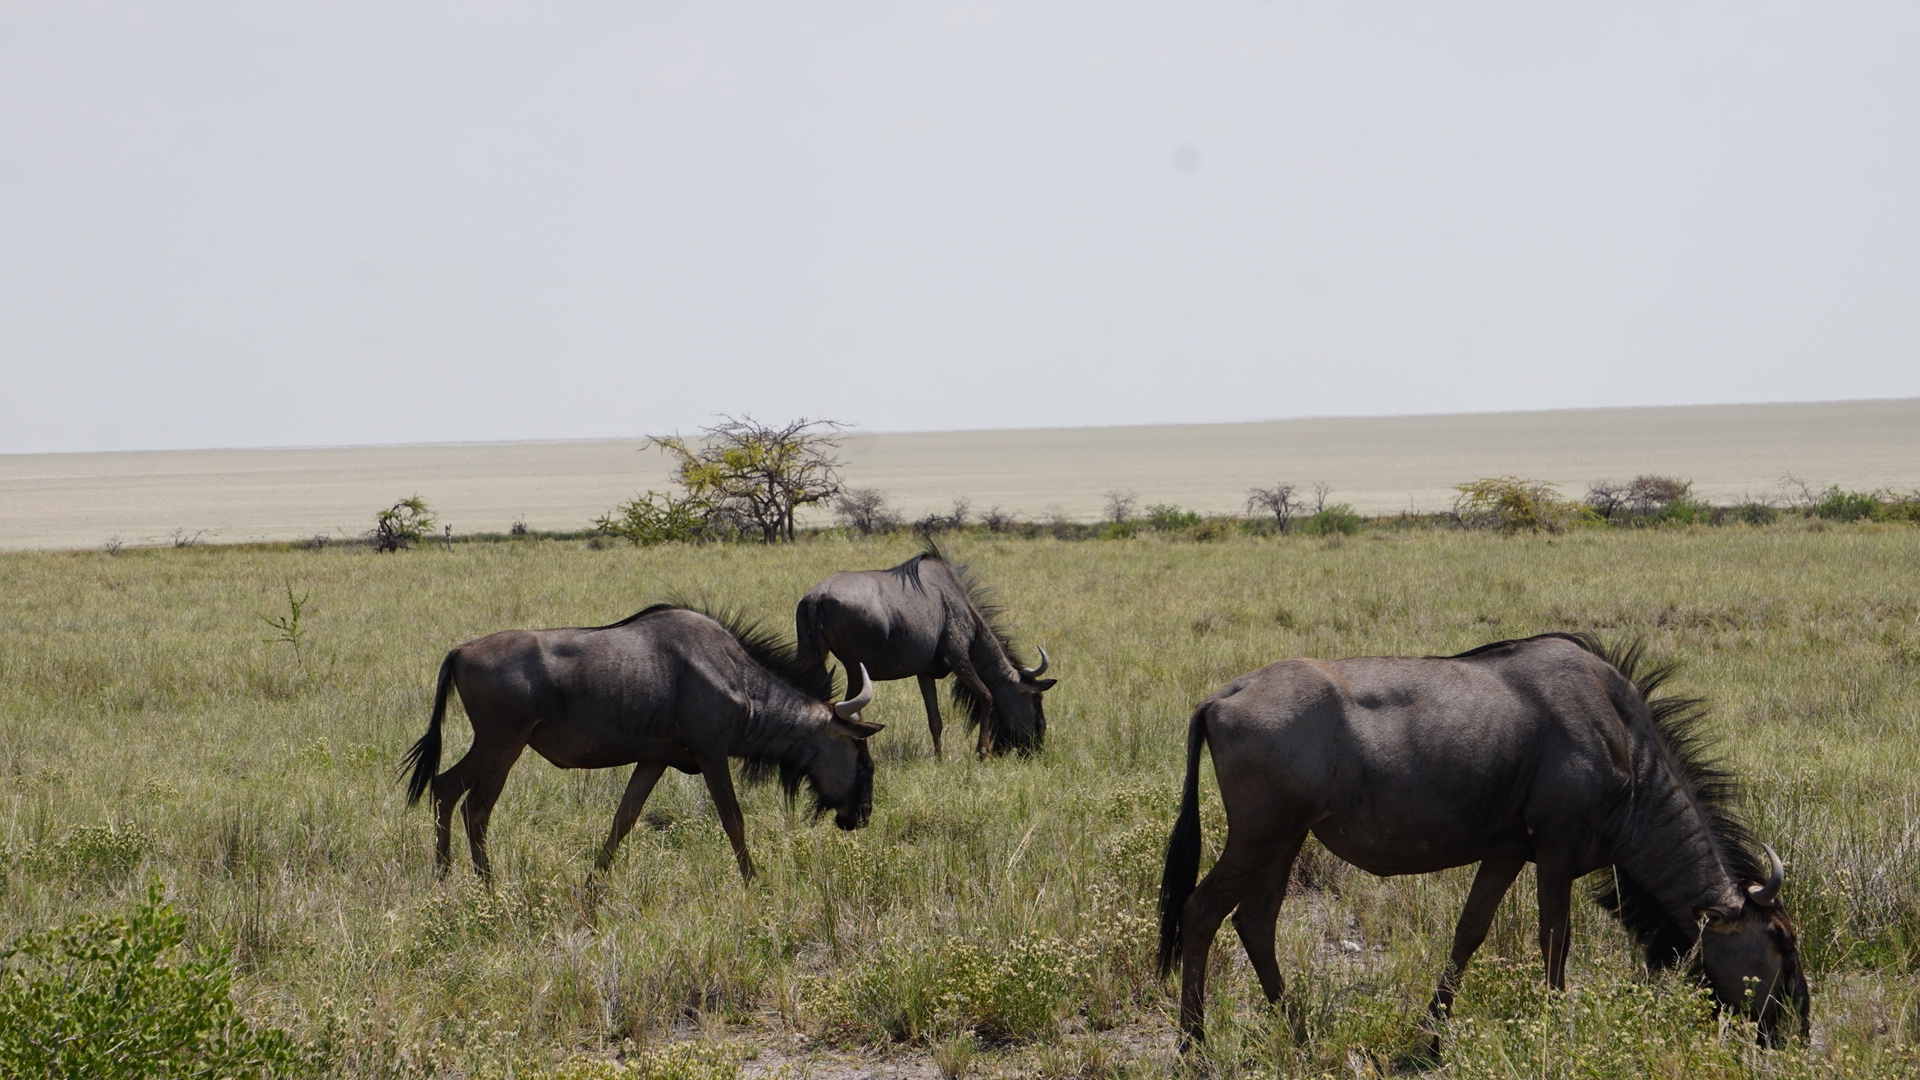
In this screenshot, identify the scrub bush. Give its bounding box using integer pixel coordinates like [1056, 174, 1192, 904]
[1455, 477, 1586, 533]
[1813, 487, 1882, 522]
[1143, 504, 1202, 532]
[594, 491, 715, 546]
[1301, 504, 1362, 536]
[0, 886, 301, 1079]
[368, 496, 435, 552]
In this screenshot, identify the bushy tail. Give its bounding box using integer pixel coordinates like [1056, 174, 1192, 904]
[1157, 705, 1210, 978]
[402, 653, 457, 806]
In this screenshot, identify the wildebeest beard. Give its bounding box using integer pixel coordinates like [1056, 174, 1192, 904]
[738, 740, 873, 823]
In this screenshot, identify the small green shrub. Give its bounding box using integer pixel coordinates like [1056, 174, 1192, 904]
[594, 491, 714, 546]
[811, 931, 1088, 1046]
[1143, 504, 1201, 532]
[1300, 504, 1362, 536]
[1815, 486, 1883, 521]
[369, 495, 435, 552]
[1723, 501, 1780, 525]
[808, 941, 946, 1045]
[934, 933, 1083, 1043]
[0, 885, 300, 1079]
[1876, 491, 1920, 524]
[12, 824, 154, 881]
[1439, 960, 1750, 1079]
[1651, 497, 1714, 526]
[1189, 517, 1238, 542]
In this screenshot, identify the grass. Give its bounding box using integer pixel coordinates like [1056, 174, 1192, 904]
[1, 522, 1918, 1076]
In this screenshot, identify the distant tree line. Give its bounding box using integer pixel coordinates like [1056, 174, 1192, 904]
[331, 470, 1920, 556]
[133, 422, 1912, 555]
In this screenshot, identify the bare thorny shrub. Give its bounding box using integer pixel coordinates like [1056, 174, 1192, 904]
[835, 487, 902, 536]
[1586, 475, 1696, 521]
[915, 497, 971, 538]
[1246, 482, 1300, 532]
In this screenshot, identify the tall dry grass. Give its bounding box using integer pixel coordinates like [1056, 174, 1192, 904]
[1, 522, 1917, 1076]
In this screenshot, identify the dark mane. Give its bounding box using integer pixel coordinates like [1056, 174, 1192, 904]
[918, 539, 1031, 745]
[604, 603, 840, 808]
[1560, 633, 1766, 970]
[1446, 632, 1765, 968]
[592, 602, 836, 703]
[1437, 631, 1589, 660]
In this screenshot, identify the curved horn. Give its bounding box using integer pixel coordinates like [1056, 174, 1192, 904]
[1021, 646, 1050, 678]
[1748, 843, 1785, 906]
[834, 663, 873, 720]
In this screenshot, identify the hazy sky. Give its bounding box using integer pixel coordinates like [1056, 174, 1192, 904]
[3, 2, 1916, 454]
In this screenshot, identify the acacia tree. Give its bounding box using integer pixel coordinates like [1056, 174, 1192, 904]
[649, 416, 847, 543]
[1245, 482, 1300, 532]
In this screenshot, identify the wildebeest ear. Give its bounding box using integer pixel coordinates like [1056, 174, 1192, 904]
[834, 717, 884, 739]
[1022, 677, 1058, 692]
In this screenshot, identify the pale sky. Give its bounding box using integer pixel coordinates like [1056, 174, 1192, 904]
[3, 2, 1916, 455]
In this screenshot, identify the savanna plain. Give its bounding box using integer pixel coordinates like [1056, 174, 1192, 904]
[2, 524, 1919, 1078]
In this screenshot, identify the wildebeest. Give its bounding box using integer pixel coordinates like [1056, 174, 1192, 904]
[1158, 633, 1807, 1054]
[401, 604, 882, 883]
[795, 542, 1056, 757]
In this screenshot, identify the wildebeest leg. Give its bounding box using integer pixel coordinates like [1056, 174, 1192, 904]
[459, 743, 525, 882]
[429, 756, 474, 877]
[917, 674, 945, 758]
[594, 762, 668, 873]
[1536, 859, 1575, 990]
[1178, 831, 1269, 1048]
[699, 760, 757, 882]
[1425, 856, 1525, 1056]
[1230, 829, 1308, 1030]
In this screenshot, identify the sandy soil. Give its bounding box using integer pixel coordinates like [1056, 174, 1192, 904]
[3, 399, 1917, 550]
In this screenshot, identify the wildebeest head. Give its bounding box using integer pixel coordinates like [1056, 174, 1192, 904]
[988, 647, 1058, 753]
[1697, 845, 1810, 1043]
[801, 664, 883, 830]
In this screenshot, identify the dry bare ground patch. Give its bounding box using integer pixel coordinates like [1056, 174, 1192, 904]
[6, 398, 1920, 549]
[1, 523, 1919, 1076]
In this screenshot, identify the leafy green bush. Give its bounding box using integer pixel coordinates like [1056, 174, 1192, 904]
[594, 491, 714, 546]
[1723, 501, 1780, 525]
[0, 885, 301, 1079]
[1876, 491, 1920, 524]
[1651, 497, 1714, 526]
[1300, 504, 1362, 536]
[1453, 477, 1586, 533]
[369, 495, 435, 552]
[1814, 486, 1883, 521]
[1142, 504, 1201, 532]
[810, 932, 1089, 1046]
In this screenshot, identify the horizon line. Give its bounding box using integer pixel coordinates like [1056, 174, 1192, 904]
[4, 394, 1916, 460]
